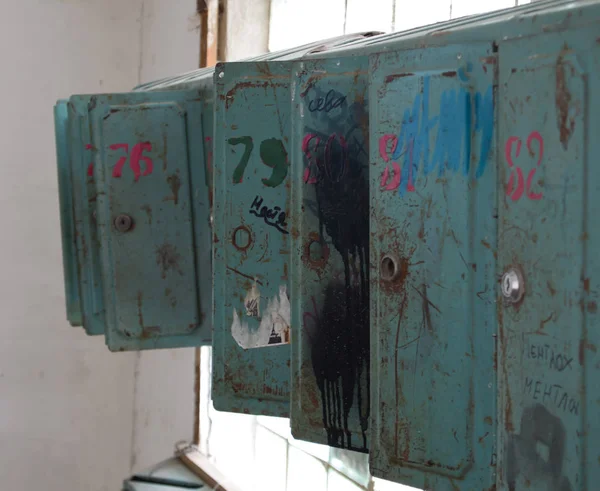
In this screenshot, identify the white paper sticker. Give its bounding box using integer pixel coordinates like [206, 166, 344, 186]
[232, 285, 291, 349]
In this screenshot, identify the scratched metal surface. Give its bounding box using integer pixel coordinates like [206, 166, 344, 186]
[496, 26, 600, 491]
[369, 43, 498, 489]
[55, 100, 82, 327]
[83, 91, 212, 351]
[289, 57, 371, 451]
[212, 61, 293, 416]
[133, 34, 378, 93]
[67, 96, 106, 336]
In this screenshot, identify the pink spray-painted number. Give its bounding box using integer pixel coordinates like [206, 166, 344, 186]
[110, 142, 154, 181]
[302, 133, 321, 184]
[378, 134, 413, 191]
[302, 132, 349, 184]
[505, 131, 544, 202]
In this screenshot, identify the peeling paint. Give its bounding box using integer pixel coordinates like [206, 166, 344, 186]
[231, 285, 290, 349]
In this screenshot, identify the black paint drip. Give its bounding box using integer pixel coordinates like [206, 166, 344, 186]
[307, 104, 370, 452]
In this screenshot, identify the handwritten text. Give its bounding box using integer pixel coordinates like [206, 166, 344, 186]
[249, 195, 288, 234]
[308, 89, 347, 113]
[527, 344, 573, 372]
[524, 377, 579, 415]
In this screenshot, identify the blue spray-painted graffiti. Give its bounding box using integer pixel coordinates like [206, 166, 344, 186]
[380, 75, 494, 196]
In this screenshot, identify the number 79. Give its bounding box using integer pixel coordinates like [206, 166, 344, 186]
[228, 136, 288, 188]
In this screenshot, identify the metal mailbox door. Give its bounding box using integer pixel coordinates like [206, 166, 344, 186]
[496, 28, 600, 491]
[68, 96, 106, 336]
[212, 62, 292, 416]
[289, 57, 371, 451]
[55, 100, 82, 327]
[86, 91, 212, 351]
[369, 44, 498, 489]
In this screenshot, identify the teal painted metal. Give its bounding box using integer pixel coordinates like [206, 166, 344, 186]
[54, 100, 82, 327]
[212, 61, 293, 416]
[52, 3, 600, 488]
[211, 34, 379, 417]
[496, 26, 600, 491]
[67, 96, 106, 336]
[367, 0, 600, 489]
[289, 56, 371, 451]
[58, 90, 213, 350]
[369, 43, 497, 490]
[90, 92, 211, 351]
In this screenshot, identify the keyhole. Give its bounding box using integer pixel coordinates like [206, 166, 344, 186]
[381, 255, 399, 282]
[114, 214, 133, 233]
[501, 268, 524, 303]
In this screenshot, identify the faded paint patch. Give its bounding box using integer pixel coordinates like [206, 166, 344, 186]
[155, 243, 183, 279]
[232, 285, 290, 349]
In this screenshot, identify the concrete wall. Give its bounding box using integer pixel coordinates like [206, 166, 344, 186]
[0, 1, 142, 490]
[0, 1, 200, 489]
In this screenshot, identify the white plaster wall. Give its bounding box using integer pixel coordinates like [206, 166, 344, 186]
[0, 1, 144, 490]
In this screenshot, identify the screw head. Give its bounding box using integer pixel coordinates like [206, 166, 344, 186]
[502, 268, 524, 303]
[114, 214, 133, 233]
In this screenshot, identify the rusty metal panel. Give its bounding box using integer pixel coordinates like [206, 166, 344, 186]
[68, 96, 106, 336]
[496, 28, 600, 490]
[55, 100, 82, 327]
[369, 44, 498, 489]
[84, 92, 211, 351]
[212, 61, 293, 416]
[289, 57, 371, 451]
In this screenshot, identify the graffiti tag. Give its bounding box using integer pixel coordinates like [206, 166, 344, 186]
[379, 76, 494, 195]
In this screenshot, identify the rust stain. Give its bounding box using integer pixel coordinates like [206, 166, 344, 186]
[583, 277, 590, 293]
[141, 204, 152, 224]
[224, 81, 286, 109]
[588, 301, 597, 313]
[539, 312, 554, 331]
[302, 232, 330, 275]
[141, 326, 161, 339]
[226, 266, 263, 286]
[441, 71, 457, 77]
[384, 73, 414, 84]
[164, 173, 181, 205]
[555, 50, 576, 150]
[162, 132, 168, 171]
[137, 291, 144, 327]
[547, 280, 556, 296]
[232, 224, 253, 252]
[498, 300, 514, 433]
[155, 243, 183, 279]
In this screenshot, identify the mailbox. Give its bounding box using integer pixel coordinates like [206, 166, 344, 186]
[288, 49, 372, 451]
[53, 1, 600, 488]
[57, 89, 213, 350]
[211, 33, 379, 417]
[366, 0, 600, 489]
